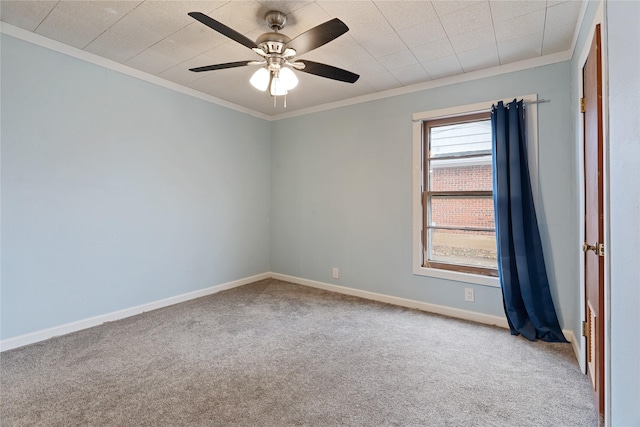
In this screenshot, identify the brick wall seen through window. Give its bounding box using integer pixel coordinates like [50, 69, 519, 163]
[423, 113, 497, 276]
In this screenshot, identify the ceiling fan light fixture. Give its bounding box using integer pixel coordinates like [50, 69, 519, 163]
[188, 11, 359, 107]
[270, 74, 289, 96]
[250, 67, 270, 91]
[279, 67, 299, 90]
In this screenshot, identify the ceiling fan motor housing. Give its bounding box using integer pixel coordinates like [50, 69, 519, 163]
[265, 11, 287, 31]
[256, 32, 292, 55]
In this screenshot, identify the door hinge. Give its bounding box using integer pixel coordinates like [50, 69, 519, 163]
[580, 97, 586, 113]
[582, 320, 589, 337]
[583, 241, 605, 256]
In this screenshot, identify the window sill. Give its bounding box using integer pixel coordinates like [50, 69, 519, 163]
[413, 266, 500, 288]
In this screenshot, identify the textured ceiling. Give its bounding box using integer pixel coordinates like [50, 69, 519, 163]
[0, 1, 584, 116]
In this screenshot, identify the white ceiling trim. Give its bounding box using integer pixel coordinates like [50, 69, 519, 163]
[569, 0, 592, 60]
[0, 22, 271, 121]
[1, 16, 575, 123]
[271, 50, 571, 121]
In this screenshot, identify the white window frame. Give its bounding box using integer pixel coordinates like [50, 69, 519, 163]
[412, 94, 539, 287]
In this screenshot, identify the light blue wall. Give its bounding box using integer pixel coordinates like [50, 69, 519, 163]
[0, 35, 271, 340]
[271, 62, 575, 327]
[606, 1, 640, 424]
[1, 29, 579, 353]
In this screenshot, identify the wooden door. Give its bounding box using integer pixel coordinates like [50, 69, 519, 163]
[582, 24, 605, 423]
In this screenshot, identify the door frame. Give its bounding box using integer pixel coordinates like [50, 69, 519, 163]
[576, 2, 610, 424]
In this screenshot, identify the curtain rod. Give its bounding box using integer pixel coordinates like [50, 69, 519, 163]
[525, 99, 550, 104]
[412, 99, 550, 122]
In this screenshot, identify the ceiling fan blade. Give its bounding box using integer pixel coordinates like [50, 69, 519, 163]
[189, 61, 255, 72]
[285, 18, 349, 56]
[296, 60, 360, 83]
[188, 12, 258, 50]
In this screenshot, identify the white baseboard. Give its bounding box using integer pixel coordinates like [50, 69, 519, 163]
[563, 329, 583, 368]
[0, 272, 271, 352]
[271, 273, 510, 329]
[2, 271, 582, 361]
[273, 273, 583, 363]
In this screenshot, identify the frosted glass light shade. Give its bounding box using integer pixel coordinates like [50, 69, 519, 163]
[270, 76, 288, 96]
[279, 67, 298, 90]
[250, 68, 269, 91]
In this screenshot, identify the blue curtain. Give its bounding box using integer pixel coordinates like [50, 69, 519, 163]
[491, 100, 567, 342]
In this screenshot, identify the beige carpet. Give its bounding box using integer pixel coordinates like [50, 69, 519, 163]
[1, 278, 597, 426]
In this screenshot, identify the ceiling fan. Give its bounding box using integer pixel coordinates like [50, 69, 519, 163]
[188, 10, 360, 105]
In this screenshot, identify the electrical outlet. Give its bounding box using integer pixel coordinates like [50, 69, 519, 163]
[332, 267, 339, 279]
[464, 288, 474, 302]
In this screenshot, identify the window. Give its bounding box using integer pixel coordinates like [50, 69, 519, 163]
[412, 95, 538, 287]
[422, 112, 497, 277]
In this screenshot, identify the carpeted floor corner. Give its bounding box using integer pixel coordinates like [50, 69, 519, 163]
[1, 278, 597, 426]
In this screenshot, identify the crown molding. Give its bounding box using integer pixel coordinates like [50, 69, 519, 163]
[0, 22, 271, 121]
[271, 50, 572, 121]
[2, 20, 575, 123]
[570, 0, 593, 60]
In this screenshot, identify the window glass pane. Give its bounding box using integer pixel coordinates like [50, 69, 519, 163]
[428, 156, 493, 191]
[422, 113, 496, 275]
[428, 229, 497, 269]
[429, 196, 495, 230]
[429, 120, 491, 158]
